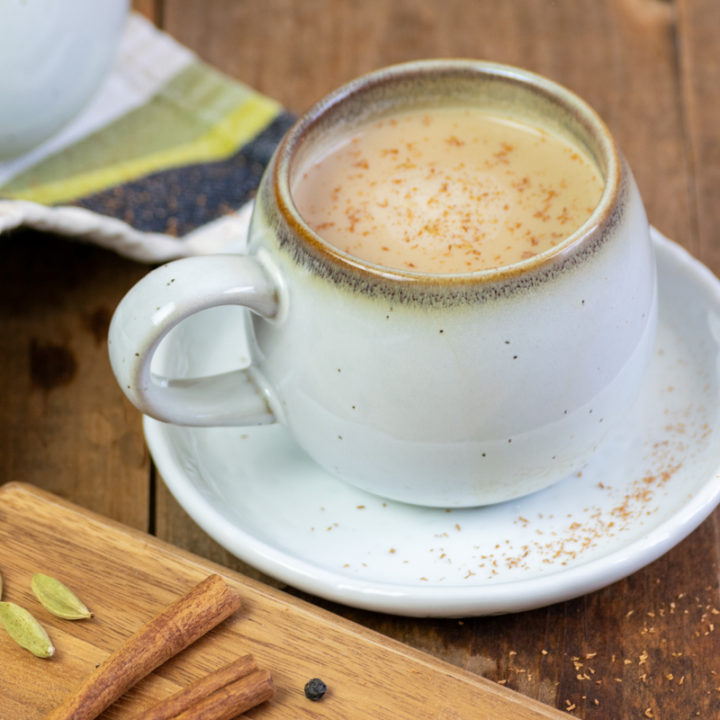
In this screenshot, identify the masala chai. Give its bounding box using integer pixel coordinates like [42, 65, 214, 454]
[292, 107, 604, 273]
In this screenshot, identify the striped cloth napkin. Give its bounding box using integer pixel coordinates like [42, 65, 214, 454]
[0, 12, 295, 262]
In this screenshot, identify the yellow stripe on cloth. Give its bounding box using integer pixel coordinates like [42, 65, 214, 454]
[8, 94, 281, 206]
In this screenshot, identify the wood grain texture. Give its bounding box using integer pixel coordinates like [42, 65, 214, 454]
[677, 0, 720, 268]
[0, 1, 713, 718]
[0, 234, 150, 529]
[0, 483, 566, 720]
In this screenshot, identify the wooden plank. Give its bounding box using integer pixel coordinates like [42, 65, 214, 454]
[0, 233, 150, 530]
[677, 0, 720, 272]
[0, 482, 567, 719]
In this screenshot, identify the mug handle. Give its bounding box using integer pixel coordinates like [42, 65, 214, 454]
[108, 254, 280, 426]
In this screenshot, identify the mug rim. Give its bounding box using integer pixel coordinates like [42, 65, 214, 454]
[272, 59, 622, 285]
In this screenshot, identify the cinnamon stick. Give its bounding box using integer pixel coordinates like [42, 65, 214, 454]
[46, 574, 243, 720]
[130, 655, 258, 720]
[171, 670, 274, 720]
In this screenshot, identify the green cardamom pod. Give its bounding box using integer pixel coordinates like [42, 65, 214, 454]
[31, 573, 92, 620]
[0, 601, 54, 658]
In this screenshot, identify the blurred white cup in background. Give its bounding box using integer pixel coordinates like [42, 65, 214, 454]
[0, 0, 129, 160]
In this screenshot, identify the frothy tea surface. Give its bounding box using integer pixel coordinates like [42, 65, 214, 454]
[292, 107, 604, 273]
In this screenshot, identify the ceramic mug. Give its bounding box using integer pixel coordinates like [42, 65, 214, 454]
[109, 60, 657, 508]
[0, 0, 129, 159]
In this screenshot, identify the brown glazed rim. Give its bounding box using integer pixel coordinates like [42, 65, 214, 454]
[272, 59, 621, 286]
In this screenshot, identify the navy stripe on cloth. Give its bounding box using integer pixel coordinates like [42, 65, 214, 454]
[72, 111, 296, 237]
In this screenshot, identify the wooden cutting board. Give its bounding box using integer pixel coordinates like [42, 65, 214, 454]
[0, 482, 565, 719]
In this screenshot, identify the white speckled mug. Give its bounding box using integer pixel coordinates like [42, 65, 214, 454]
[109, 60, 657, 508]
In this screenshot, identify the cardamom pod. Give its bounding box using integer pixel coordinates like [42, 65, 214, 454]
[0, 601, 54, 658]
[31, 573, 92, 620]
[0, 570, 3, 600]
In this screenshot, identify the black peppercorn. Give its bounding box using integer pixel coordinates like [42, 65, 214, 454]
[304, 677, 328, 701]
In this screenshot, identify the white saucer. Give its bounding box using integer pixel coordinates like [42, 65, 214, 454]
[144, 229, 720, 617]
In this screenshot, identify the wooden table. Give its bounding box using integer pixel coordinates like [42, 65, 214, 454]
[2, 1, 718, 717]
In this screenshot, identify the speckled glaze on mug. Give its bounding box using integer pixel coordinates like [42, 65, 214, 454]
[109, 60, 657, 507]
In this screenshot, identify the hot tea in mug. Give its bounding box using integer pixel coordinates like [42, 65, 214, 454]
[109, 60, 656, 507]
[292, 107, 603, 273]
